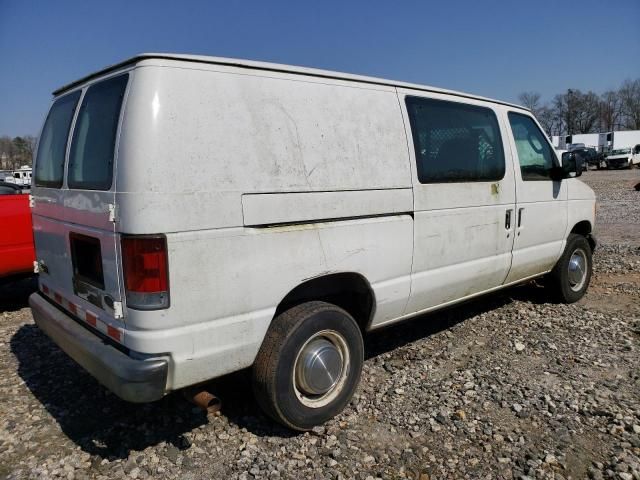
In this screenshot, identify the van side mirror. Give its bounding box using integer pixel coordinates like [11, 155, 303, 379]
[561, 152, 582, 178]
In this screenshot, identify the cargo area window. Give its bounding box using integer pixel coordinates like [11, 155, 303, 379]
[508, 112, 556, 181]
[34, 91, 81, 188]
[405, 97, 505, 183]
[68, 74, 128, 190]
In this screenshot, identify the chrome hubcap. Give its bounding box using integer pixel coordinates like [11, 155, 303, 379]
[568, 248, 587, 291]
[293, 330, 349, 408]
[296, 338, 342, 395]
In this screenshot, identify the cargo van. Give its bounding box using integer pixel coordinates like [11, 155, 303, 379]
[30, 54, 596, 430]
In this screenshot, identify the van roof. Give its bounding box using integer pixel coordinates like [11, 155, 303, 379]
[53, 53, 527, 110]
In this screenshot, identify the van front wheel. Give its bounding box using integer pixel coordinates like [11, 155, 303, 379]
[252, 301, 364, 431]
[547, 233, 592, 303]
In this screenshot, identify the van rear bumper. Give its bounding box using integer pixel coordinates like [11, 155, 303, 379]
[29, 292, 168, 403]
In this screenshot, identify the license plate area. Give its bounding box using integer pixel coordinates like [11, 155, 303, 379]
[70, 233, 105, 308]
[70, 233, 105, 288]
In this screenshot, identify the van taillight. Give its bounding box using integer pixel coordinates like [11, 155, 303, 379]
[121, 235, 169, 310]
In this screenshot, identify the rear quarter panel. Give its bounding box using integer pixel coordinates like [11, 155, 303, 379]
[115, 62, 415, 388]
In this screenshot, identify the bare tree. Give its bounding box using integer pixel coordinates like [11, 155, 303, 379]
[537, 105, 563, 136]
[599, 90, 622, 132]
[571, 91, 600, 134]
[550, 90, 600, 135]
[24, 135, 37, 157]
[0, 136, 37, 169]
[619, 79, 640, 130]
[0, 136, 15, 169]
[518, 91, 542, 114]
[550, 93, 568, 135]
[518, 78, 639, 137]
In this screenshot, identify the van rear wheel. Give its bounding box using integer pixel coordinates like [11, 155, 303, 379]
[252, 301, 364, 431]
[547, 233, 592, 303]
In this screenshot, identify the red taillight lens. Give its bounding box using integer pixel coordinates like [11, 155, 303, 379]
[121, 235, 169, 310]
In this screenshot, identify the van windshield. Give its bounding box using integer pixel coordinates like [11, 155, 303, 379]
[68, 74, 128, 191]
[34, 91, 81, 188]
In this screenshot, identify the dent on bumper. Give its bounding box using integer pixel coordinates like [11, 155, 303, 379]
[29, 293, 168, 403]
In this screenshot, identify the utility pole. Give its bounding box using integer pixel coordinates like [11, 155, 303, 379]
[567, 89, 573, 136]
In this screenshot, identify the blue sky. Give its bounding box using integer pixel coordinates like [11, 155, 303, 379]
[1, 0, 638, 137]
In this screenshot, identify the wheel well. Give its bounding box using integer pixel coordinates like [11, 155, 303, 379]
[570, 220, 595, 251]
[274, 273, 375, 332]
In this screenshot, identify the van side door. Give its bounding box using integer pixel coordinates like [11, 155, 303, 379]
[503, 111, 568, 283]
[398, 91, 516, 314]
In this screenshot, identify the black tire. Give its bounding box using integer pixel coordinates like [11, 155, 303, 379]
[547, 233, 593, 303]
[252, 301, 364, 431]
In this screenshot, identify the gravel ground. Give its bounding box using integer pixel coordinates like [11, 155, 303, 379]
[585, 168, 640, 247]
[1, 170, 639, 480]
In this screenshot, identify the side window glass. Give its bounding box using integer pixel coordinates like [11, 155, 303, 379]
[508, 112, 556, 181]
[405, 96, 505, 183]
[34, 91, 81, 188]
[68, 74, 128, 191]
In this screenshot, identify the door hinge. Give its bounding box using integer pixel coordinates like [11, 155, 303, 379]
[29, 195, 35, 208]
[108, 204, 116, 222]
[113, 301, 123, 319]
[34, 260, 48, 274]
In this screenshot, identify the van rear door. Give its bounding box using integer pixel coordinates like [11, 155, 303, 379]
[32, 74, 129, 324]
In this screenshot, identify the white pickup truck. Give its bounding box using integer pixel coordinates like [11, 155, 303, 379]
[604, 146, 640, 169]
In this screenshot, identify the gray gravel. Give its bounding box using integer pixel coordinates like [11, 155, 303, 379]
[1, 170, 639, 480]
[584, 168, 640, 247]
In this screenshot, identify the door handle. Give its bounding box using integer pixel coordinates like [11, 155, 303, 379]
[505, 209, 513, 230]
[517, 208, 524, 228]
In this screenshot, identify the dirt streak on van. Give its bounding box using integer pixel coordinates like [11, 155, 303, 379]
[29, 54, 596, 430]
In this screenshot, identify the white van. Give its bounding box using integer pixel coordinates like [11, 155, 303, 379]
[29, 54, 596, 430]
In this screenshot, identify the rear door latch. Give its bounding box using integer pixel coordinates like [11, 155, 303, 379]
[113, 301, 123, 319]
[108, 204, 116, 223]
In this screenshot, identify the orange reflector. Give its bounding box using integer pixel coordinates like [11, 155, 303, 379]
[107, 325, 121, 341]
[86, 312, 97, 327]
[68, 303, 77, 315]
[42, 284, 49, 294]
[54, 292, 62, 304]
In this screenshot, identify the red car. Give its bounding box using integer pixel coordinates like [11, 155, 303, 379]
[0, 182, 35, 280]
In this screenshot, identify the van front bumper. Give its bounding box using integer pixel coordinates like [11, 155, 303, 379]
[29, 292, 168, 403]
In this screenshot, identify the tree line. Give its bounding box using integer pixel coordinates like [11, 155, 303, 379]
[0, 136, 37, 171]
[519, 78, 640, 137]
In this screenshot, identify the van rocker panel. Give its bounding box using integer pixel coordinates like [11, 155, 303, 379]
[30, 292, 168, 402]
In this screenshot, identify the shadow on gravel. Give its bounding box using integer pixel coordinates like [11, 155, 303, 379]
[11, 281, 551, 453]
[363, 283, 549, 359]
[0, 275, 36, 313]
[11, 324, 211, 460]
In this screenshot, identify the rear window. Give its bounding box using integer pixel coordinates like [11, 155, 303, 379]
[68, 74, 128, 190]
[34, 91, 81, 188]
